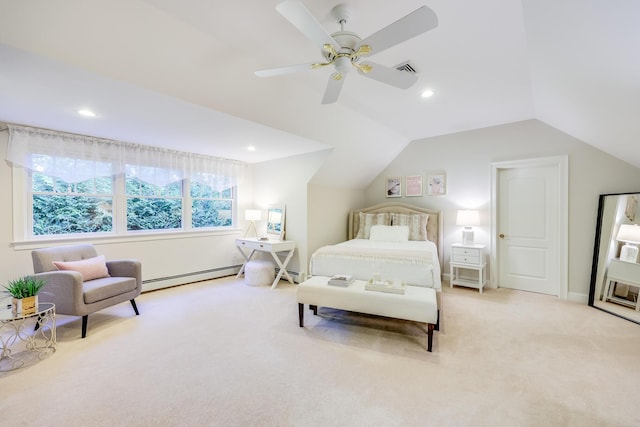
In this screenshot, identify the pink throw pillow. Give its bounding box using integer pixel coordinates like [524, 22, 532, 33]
[53, 255, 110, 281]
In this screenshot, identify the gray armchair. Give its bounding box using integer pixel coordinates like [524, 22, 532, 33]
[32, 244, 142, 338]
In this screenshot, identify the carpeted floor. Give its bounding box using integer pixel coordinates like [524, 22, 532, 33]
[1, 276, 640, 427]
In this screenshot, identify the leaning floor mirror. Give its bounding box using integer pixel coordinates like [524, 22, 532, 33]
[589, 192, 640, 324]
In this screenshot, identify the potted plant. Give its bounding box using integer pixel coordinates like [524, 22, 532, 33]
[4, 276, 46, 315]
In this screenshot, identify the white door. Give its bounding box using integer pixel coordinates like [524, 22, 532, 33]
[494, 158, 567, 297]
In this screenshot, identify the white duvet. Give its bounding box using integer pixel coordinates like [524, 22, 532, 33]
[309, 239, 441, 289]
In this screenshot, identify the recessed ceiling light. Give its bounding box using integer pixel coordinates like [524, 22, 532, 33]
[421, 89, 435, 98]
[77, 109, 96, 117]
[247, 145, 256, 151]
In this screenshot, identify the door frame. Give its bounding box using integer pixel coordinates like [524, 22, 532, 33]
[491, 156, 569, 299]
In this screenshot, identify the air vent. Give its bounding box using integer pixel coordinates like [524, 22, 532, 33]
[395, 61, 418, 74]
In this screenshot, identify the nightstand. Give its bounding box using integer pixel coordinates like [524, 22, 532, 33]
[450, 243, 487, 293]
[602, 258, 640, 310]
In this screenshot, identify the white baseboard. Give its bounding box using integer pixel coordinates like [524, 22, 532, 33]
[567, 292, 589, 304]
[142, 266, 238, 292]
[276, 268, 305, 284]
[444, 273, 588, 303]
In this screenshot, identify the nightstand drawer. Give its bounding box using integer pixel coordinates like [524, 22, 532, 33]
[238, 239, 272, 251]
[452, 247, 481, 257]
[452, 254, 481, 264]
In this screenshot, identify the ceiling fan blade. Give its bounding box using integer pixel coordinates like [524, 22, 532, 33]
[276, 0, 338, 51]
[358, 6, 438, 55]
[358, 61, 418, 89]
[255, 62, 316, 77]
[321, 73, 346, 104]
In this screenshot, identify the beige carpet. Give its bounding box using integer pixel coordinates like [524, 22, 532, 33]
[2, 277, 640, 427]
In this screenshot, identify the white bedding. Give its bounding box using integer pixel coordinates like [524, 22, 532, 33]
[309, 239, 441, 290]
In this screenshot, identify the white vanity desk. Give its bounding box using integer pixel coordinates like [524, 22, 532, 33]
[235, 238, 296, 289]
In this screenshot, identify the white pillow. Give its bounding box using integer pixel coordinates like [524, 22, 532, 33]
[369, 225, 409, 242]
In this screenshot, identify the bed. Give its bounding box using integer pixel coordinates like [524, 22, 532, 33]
[309, 202, 443, 308]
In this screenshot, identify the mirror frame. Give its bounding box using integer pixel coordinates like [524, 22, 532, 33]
[266, 205, 285, 240]
[589, 192, 640, 325]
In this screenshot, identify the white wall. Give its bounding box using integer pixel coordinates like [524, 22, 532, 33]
[251, 150, 330, 280]
[0, 131, 254, 291]
[307, 184, 365, 267]
[5, 119, 640, 301]
[363, 119, 640, 300]
[0, 124, 327, 289]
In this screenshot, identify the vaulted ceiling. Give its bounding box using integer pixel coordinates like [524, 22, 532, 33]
[0, 0, 638, 188]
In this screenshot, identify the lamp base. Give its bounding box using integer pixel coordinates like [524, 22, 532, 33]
[243, 222, 258, 238]
[462, 227, 474, 246]
[620, 243, 639, 263]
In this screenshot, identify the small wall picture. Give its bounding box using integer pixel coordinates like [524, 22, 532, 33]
[385, 176, 401, 198]
[427, 174, 446, 195]
[405, 175, 423, 197]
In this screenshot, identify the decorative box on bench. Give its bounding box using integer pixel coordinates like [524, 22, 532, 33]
[365, 279, 406, 294]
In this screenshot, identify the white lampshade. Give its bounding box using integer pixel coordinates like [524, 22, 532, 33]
[456, 210, 480, 226]
[244, 209, 262, 222]
[456, 209, 479, 246]
[617, 224, 640, 263]
[616, 224, 640, 243]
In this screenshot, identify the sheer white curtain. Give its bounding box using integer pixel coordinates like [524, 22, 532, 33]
[5, 124, 247, 187]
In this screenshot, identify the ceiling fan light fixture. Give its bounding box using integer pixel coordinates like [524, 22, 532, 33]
[334, 56, 351, 74]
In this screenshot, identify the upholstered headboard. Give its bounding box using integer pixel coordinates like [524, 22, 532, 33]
[348, 202, 443, 265]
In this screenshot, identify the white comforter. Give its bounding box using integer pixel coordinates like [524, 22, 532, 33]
[309, 239, 441, 289]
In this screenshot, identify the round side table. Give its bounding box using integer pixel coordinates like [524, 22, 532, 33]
[0, 302, 56, 371]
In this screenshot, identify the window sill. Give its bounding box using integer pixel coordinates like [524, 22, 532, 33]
[11, 228, 243, 251]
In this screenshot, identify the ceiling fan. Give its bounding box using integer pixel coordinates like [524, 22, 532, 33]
[255, 1, 438, 104]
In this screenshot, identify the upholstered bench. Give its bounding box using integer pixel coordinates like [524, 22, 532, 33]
[296, 276, 438, 351]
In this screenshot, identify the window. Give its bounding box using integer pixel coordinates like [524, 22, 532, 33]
[32, 172, 114, 235]
[190, 174, 233, 229]
[8, 124, 245, 241]
[126, 172, 183, 231]
[27, 166, 236, 238]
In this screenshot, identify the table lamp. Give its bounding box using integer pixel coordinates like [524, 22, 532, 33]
[456, 209, 480, 246]
[244, 209, 262, 237]
[616, 223, 640, 263]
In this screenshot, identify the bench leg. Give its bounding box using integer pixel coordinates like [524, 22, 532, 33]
[310, 305, 318, 315]
[427, 323, 434, 352]
[435, 310, 440, 331]
[298, 303, 304, 327]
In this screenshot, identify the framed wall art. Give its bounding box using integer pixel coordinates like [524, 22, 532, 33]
[385, 176, 401, 198]
[405, 175, 423, 197]
[427, 174, 446, 195]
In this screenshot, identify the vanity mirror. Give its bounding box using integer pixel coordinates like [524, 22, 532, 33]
[266, 205, 286, 240]
[589, 192, 640, 324]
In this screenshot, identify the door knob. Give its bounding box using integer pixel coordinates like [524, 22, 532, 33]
[499, 233, 505, 238]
